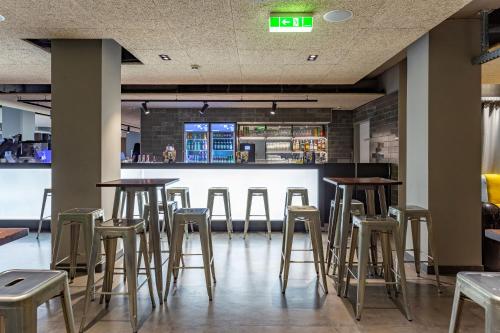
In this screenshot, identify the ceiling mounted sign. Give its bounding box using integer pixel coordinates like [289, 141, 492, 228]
[269, 13, 313, 32]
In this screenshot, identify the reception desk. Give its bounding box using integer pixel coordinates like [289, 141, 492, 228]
[0, 163, 393, 229]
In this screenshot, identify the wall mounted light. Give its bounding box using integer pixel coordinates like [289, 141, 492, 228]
[199, 101, 209, 115]
[141, 101, 150, 115]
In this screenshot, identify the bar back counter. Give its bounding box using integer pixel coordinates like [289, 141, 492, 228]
[0, 163, 393, 229]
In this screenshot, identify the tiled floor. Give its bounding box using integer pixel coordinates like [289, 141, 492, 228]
[0, 232, 486, 332]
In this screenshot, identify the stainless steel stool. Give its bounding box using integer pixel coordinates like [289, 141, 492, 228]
[207, 187, 233, 238]
[449, 272, 500, 333]
[143, 200, 177, 242]
[0, 269, 75, 333]
[345, 215, 411, 321]
[244, 187, 271, 240]
[280, 206, 328, 294]
[282, 187, 309, 233]
[165, 208, 216, 301]
[119, 191, 147, 219]
[389, 205, 441, 292]
[36, 188, 52, 239]
[80, 219, 155, 333]
[326, 199, 368, 275]
[52, 208, 104, 282]
[167, 187, 193, 237]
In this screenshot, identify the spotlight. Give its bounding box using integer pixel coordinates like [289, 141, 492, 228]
[126, 126, 130, 134]
[141, 101, 150, 115]
[199, 101, 209, 115]
[270, 101, 277, 115]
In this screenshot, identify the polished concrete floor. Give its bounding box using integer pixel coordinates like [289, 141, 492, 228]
[0, 232, 486, 332]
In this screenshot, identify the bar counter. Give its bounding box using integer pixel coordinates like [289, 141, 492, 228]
[0, 162, 392, 226]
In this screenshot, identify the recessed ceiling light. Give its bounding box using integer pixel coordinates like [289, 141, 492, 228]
[0, 15, 5, 22]
[323, 10, 353, 23]
[307, 54, 318, 61]
[159, 54, 171, 61]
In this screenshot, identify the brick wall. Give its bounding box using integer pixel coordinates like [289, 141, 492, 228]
[353, 91, 399, 164]
[141, 107, 354, 162]
[353, 92, 399, 204]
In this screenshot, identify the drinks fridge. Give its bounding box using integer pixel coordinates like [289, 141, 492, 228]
[184, 123, 209, 163]
[210, 123, 235, 163]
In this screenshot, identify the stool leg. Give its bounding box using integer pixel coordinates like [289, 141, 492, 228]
[326, 197, 339, 274]
[207, 192, 214, 222]
[173, 222, 185, 282]
[37, 190, 48, 239]
[160, 188, 169, 237]
[356, 226, 370, 321]
[123, 233, 139, 333]
[208, 217, 216, 283]
[426, 213, 442, 293]
[140, 231, 156, 308]
[223, 192, 232, 239]
[309, 220, 320, 276]
[103, 238, 118, 306]
[381, 232, 394, 297]
[185, 192, 194, 233]
[137, 192, 144, 218]
[311, 213, 328, 294]
[165, 216, 181, 299]
[61, 275, 76, 333]
[410, 218, 421, 276]
[449, 282, 463, 333]
[392, 227, 412, 321]
[281, 215, 295, 293]
[263, 191, 271, 240]
[199, 219, 213, 300]
[51, 220, 64, 270]
[82, 220, 94, 276]
[279, 214, 287, 277]
[344, 225, 358, 298]
[69, 223, 81, 282]
[227, 192, 233, 234]
[243, 192, 252, 239]
[2, 308, 26, 333]
[119, 191, 126, 218]
[80, 233, 100, 332]
[282, 192, 288, 233]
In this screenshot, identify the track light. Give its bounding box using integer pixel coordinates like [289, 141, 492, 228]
[141, 102, 150, 115]
[199, 101, 209, 115]
[126, 126, 130, 134]
[270, 101, 277, 115]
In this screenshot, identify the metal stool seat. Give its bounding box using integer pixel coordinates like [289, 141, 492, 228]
[282, 187, 309, 232]
[345, 215, 412, 321]
[167, 187, 193, 237]
[80, 219, 155, 333]
[207, 187, 233, 238]
[244, 187, 271, 240]
[280, 206, 328, 294]
[389, 205, 441, 292]
[449, 272, 500, 333]
[165, 208, 216, 301]
[36, 188, 52, 239]
[0, 269, 75, 333]
[51, 208, 104, 282]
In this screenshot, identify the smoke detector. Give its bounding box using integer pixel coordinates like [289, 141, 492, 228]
[191, 64, 200, 70]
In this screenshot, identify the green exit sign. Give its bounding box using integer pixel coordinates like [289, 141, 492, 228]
[269, 15, 313, 32]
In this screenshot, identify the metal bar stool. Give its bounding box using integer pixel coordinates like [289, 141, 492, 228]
[344, 215, 412, 321]
[143, 200, 177, 243]
[449, 272, 500, 333]
[167, 187, 193, 237]
[326, 199, 367, 276]
[165, 208, 216, 301]
[0, 269, 75, 333]
[244, 187, 271, 240]
[280, 206, 328, 294]
[51, 208, 104, 282]
[80, 218, 155, 333]
[36, 188, 52, 239]
[388, 205, 441, 293]
[119, 191, 147, 219]
[282, 187, 309, 233]
[207, 187, 233, 239]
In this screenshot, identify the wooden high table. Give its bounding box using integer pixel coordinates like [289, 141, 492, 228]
[96, 178, 179, 303]
[322, 177, 402, 296]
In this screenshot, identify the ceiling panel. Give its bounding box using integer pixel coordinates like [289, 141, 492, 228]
[0, 0, 475, 84]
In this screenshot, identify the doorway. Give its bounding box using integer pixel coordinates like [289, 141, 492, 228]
[354, 120, 370, 163]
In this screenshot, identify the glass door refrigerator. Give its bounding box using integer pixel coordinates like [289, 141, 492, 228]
[184, 123, 209, 163]
[210, 123, 235, 163]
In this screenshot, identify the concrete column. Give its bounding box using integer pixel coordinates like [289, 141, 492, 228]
[1, 106, 35, 140]
[51, 39, 121, 263]
[406, 20, 482, 272]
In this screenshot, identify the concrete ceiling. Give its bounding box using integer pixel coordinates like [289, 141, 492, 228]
[0, 0, 474, 85]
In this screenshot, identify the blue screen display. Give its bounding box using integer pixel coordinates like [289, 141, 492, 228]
[185, 123, 208, 132]
[211, 123, 235, 132]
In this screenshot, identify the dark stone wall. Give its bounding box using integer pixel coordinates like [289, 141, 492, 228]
[141, 108, 354, 162]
